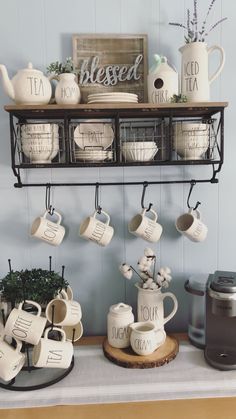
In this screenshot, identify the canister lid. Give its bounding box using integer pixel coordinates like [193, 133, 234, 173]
[109, 302, 132, 315]
[184, 274, 208, 296]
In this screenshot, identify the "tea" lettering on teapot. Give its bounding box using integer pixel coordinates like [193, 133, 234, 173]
[0, 62, 52, 105]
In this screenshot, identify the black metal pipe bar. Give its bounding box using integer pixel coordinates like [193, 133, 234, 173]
[14, 178, 218, 188]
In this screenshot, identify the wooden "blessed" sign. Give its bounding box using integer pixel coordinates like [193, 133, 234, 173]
[72, 34, 148, 103]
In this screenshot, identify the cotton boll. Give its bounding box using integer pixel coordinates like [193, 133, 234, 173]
[123, 269, 133, 280]
[144, 248, 155, 257]
[146, 278, 154, 285]
[142, 283, 148, 289]
[150, 282, 158, 290]
[119, 264, 133, 280]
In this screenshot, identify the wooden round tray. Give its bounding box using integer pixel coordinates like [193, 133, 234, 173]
[103, 335, 179, 369]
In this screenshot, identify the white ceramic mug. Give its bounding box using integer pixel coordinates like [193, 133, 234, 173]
[62, 321, 83, 342]
[46, 294, 82, 326]
[128, 208, 163, 243]
[176, 208, 208, 242]
[4, 300, 47, 345]
[136, 284, 178, 329]
[56, 286, 73, 301]
[129, 321, 166, 356]
[31, 210, 65, 246]
[0, 337, 25, 381]
[32, 327, 73, 369]
[79, 210, 114, 247]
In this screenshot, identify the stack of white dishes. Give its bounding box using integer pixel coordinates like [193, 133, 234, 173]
[73, 122, 114, 162]
[121, 141, 158, 162]
[87, 92, 138, 104]
[21, 123, 59, 164]
[75, 150, 113, 162]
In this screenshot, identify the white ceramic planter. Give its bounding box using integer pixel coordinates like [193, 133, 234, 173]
[50, 73, 81, 105]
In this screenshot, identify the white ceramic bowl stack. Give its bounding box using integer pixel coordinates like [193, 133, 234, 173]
[121, 141, 158, 162]
[173, 122, 210, 160]
[21, 123, 59, 164]
[73, 122, 114, 162]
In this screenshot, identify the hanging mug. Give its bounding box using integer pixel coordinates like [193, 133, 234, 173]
[31, 210, 65, 246]
[179, 42, 225, 102]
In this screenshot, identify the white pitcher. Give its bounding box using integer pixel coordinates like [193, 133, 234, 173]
[179, 42, 225, 102]
[50, 73, 81, 105]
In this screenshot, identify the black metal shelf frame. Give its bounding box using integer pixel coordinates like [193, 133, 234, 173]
[7, 104, 225, 188]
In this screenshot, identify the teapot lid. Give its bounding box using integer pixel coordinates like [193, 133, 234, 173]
[109, 302, 132, 315]
[19, 62, 42, 73]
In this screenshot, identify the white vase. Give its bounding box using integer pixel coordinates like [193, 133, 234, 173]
[50, 73, 81, 105]
[135, 284, 178, 329]
[179, 42, 225, 102]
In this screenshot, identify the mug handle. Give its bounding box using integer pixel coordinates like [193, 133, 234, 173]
[208, 45, 225, 84]
[44, 327, 66, 342]
[18, 300, 42, 317]
[162, 292, 178, 325]
[141, 208, 158, 222]
[189, 207, 201, 220]
[92, 210, 110, 225]
[56, 289, 69, 300]
[43, 210, 62, 225]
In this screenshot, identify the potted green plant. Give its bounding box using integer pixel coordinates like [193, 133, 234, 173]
[169, 0, 227, 102]
[47, 57, 81, 105]
[0, 267, 69, 309]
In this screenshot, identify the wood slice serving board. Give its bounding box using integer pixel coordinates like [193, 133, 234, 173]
[103, 335, 179, 369]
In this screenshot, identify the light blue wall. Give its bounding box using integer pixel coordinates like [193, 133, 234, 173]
[0, 0, 234, 335]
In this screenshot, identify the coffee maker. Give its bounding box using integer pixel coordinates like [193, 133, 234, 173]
[205, 270, 236, 370]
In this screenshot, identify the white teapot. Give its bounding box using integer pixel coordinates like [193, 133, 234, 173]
[0, 62, 52, 105]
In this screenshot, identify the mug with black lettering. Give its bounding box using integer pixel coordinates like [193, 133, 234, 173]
[46, 294, 82, 326]
[0, 337, 25, 381]
[79, 210, 114, 247]
[31, 210, 65, 246]
[4, 300, 47, 345]
[175, 207, 208, 242]
[32, 327, 73, 369]
[128, 208, 163, 243]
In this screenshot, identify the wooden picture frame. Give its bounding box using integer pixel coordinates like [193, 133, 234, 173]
[72, 34, 148, 103]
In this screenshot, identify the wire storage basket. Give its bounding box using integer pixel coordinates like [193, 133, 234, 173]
[119, 119, 168, 164]
[16, 121, 65, 165]
[69, 119, 116, 165]
[172, 118, 219, 162]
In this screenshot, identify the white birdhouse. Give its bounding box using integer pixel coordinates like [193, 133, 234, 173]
[148, 55, 178, 104]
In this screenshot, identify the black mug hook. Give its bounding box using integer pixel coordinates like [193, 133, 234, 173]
[95, 183, 102, 214]
[187, 180, 201, 211]
[45, 184, 54, 216]
[141, 182, 153, 212]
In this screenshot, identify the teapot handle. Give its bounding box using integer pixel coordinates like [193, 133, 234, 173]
[208, 45, 225, 85]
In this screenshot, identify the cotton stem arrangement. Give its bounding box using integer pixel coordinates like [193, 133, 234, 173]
[119, 248, 172, 290]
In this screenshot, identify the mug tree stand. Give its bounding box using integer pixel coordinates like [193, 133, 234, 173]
[0, 295, 75, 391]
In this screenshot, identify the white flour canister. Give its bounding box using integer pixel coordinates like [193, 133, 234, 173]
[148, 55, 178, 104]
[107, 302, 134, 348]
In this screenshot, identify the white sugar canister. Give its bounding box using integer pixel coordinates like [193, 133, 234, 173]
[107, 302, 134, 348]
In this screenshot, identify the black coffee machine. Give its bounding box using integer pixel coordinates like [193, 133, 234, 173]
[205, 270, 236, 370]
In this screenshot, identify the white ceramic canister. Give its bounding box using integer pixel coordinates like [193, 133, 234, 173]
[107, 302, 134, 349]
[148, 55, 178, 104]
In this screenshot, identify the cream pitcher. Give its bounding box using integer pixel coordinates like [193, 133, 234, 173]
[179, 42, 225, 102]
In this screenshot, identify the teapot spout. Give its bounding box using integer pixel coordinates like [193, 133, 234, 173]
[0, 64, 15, 101]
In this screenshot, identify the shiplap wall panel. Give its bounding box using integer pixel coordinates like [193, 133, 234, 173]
[0, 0, 233, 335]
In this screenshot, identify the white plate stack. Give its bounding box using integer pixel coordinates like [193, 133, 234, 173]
[87, 92, 138, 104]
[73, 122, 114, 162]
